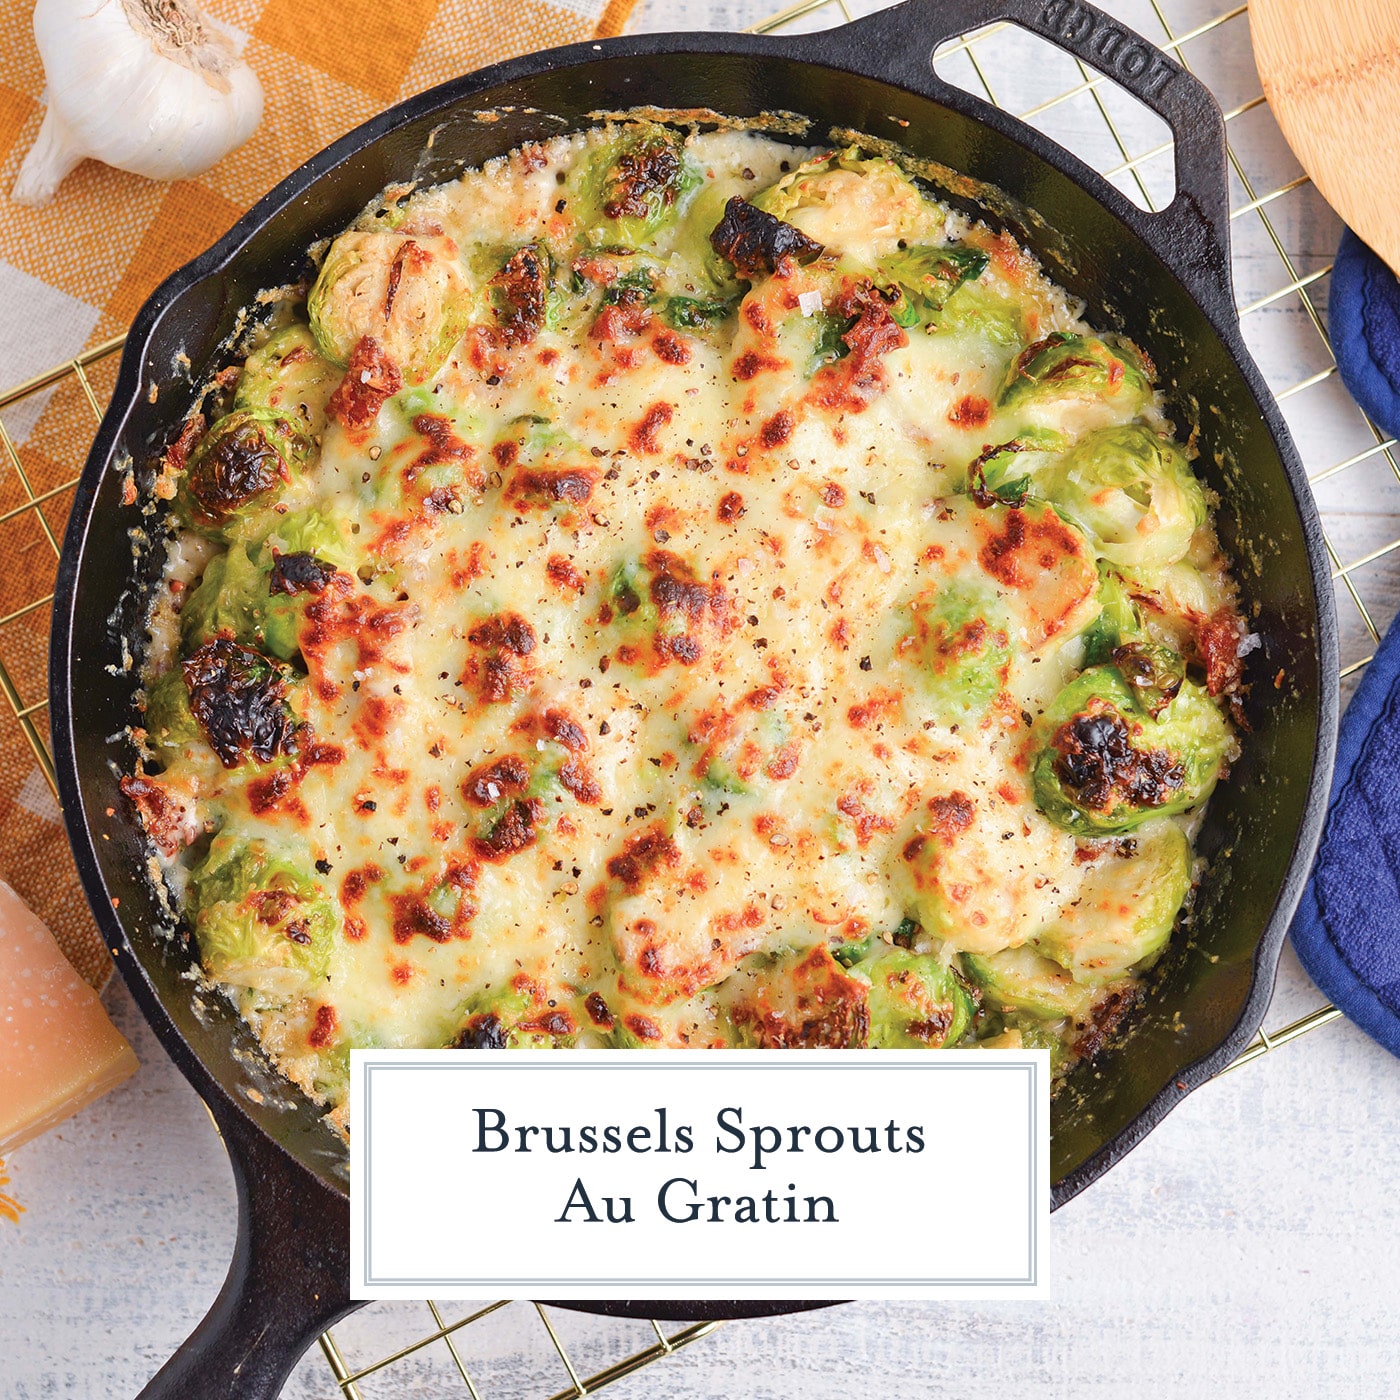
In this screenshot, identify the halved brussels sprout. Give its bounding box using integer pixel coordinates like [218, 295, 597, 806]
[180, 543, 299, 663]
[963, 945, 1093, 1021]
[178, 409, 308, 532]
[857, 946, 977, 1048]
[308, 230, 472, 382]
[998, 332, 1152, 414]
[453, 982, 578, 1049]
[902, 580, 1012, 721]
[879, 243, 989, 327]
[234, 323, 341, 437]
[967, 427, 1067, 502]
[572, 123, 700, 250]
[189, 832, 338, 1001]
[1038, 819, 1191, 981]
[1031, 665, 1233, 835]
[750, 149, 930, 256]
[1041, 424, 1208, 570]
[486, 242, 555, 345]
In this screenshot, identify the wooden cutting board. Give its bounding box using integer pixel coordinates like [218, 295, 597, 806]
[1249, 0, 1400, 277]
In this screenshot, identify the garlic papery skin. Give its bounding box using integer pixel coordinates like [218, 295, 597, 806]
[12, 0, 264, 207]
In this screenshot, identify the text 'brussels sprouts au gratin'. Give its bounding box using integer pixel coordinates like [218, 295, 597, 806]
[123, 122, 1252, 1133]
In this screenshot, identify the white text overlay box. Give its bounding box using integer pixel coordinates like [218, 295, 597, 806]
[351, 1049, 1049, 1302]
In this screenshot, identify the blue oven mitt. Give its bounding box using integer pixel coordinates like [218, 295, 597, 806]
[1291, 229, 1400, 1054]
[1329, 227, 1400, 442]
[1290, 611, 1400, 1055]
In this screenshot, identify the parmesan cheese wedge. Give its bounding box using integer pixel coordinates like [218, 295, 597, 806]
[0, 880, 137, 1154]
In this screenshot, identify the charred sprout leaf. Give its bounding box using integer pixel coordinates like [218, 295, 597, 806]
[1037, 819, 1191, 981]
[1112, 640, 1185, 718]
[1032, 665, 1233, 835]
[188, 832, 337, 1001]
[182, 637, 301, 768]
[967, 429, 1065, 505]
[488, 242, 552, 347]
[1042, 424, 1208, 570]
[998, 332, 1152, 412]
[268, 551, 340, 597]
[575, 123, 699, 250]
[180, 409, 305, 529]
[709, 196, 824, 280]
[602, 266, 658, 307]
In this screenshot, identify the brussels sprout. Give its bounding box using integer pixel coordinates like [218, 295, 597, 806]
[934, 280, 1026, 348]
[1038, 819, 1191, 981]
[234, 323, 341, 437]
[962, 945, 1092, 1021]
[1111, 640, 1185, 718]
[486, 242, 554, 346]
[998, 332, 1152, 413]
[1080, 564, 1140, 667]
[180, 544, 293, 662]
[307, 230, 472, 382]
[855, 946, 977, 1048]
[143, 667, 201, 755]
[262, 509, 353, 569]
[1041, 425, 1207, 570]
[573, 123, 700, 250]
[188, 831, 338, 1000]
[181, 637, 303, 769]
[602, 553, 725, 666]
[903, 581, 1012, 721]
[453, 983, 577, 1049]
[967, 428, 1067, 502]
[1031, 665, 1233, 835]
[879, 244, 989, 326]
[750, 149, 929, 254]
[178, 409, 308, 531]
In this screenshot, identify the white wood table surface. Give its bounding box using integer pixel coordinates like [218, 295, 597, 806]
[3, 1, 1398, 1396]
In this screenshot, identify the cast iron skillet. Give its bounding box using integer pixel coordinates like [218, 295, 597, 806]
[50, 0, 1337, 1393]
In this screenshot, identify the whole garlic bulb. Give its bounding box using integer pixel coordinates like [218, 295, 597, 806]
[12, 0, 264, 207]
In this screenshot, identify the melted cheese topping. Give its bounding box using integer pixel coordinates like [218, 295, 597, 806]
[133, 129, 1242, 1127]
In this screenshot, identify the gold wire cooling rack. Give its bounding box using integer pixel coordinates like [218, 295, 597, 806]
[0, 0, 1381, 1391]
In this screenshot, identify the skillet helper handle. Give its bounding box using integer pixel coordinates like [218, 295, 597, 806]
[838, 0, 1234, 310]
[136, 1094, 353, 1400]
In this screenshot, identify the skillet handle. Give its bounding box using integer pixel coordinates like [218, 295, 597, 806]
[136, 1092, 355, 1400]
[828, 0, 1234, 311]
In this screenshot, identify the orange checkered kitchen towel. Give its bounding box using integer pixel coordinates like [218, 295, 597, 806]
[0, 0, 637, 989]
